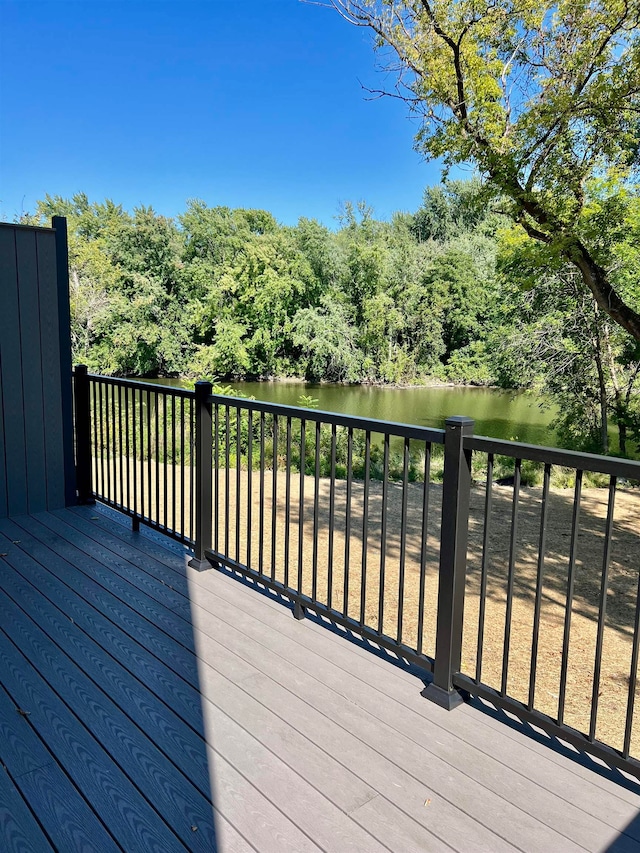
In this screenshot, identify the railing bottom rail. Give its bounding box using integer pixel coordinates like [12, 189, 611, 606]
[454, 673, 640, 783]
[205, 548, 434, 677]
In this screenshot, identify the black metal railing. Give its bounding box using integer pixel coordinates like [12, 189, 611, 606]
[75, 369, 196, 545]
[456, 436, 640, 777]
[202, 387, 447, 670]
[73, 367, 640, 780]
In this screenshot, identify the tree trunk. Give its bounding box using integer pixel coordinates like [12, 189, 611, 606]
[618, 415, 627, 457]
[590, 312, 609, 454]
[568, 240, 640, 343]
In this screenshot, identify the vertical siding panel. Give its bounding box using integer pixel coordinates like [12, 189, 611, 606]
[0, 226, 28, 516]
[52, 217, 75, 507]
[0, 347, 8, 517]
[37, 230, 66, 509]
[15, 229, 47, 513]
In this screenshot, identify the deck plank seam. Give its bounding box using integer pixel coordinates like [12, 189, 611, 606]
[26, 510, 640, 824]
[71, 504, 194, 572]
[50, 509, 193, 602]
[0, 761, 60, 852]
[191, 672, 397, 853]
[2, 545, 396, 852]
[3, 520, 520, 852]
[0, 569, 212, 800]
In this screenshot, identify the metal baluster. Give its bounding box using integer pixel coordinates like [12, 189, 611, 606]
[214, 404, 219, 553]
[329, 424, 337, 612]
[171, 395, 176, 534]
[247, 409, 253, 568]
[180, 397, 185, 539]
[397, 437, 410, 644]
[132, 388, 138, 520]
[190, 397, 195, 544]
[259, 412, 265, 575]
[225, 406, 231, 556]
[476, 454, 494, 684]
[296, 419, 306, 608]
[589, 476, 617, 741]
[105, 383, 111, 503]
[343, 427, 353, 618]
[501, 458, 521, 697]
[271, 415, 279, 582]
[416, 442, 431, 657]
[146, 389, 152, 523]
[97, 381, 104, 499]
[91, 379, 98, 498]
[154, 391, 160, 527]
[163, 394, 168, 530]
[284, 416, 291, 588]
[111, 383, 117, 504]
[312, 420, 320, 602]
[124, 386, 130, 513]
[377, 433, 389, 634]
[118, 385, 124, 509]
[558, 470, 583, 725]
[236, 407, 242, 564]
[624, 564, 640, 757]
[528, 463, 551, 709]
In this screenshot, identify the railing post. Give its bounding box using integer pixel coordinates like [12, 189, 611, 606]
[189, 380, 214, 570]
[422, 415, 474, 710]
[73, 365, 94, 504]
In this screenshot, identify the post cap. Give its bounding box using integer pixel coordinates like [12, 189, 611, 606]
[194, 379, 213, 397]
[445, 415, 474, 430]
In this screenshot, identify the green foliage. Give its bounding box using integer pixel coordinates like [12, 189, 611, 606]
[297, 395, 319, 409]
[32, 175, 640, 457]
[335, 0, 640, 343]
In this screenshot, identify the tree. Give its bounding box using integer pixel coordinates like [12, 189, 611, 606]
[330, 0, 640, 341]
[497, 197, 640, 453]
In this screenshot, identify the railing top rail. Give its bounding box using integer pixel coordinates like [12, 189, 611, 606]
[85, 373, 195, 400]
[208, 392, 447, 444]
[467, 434, 640, 479]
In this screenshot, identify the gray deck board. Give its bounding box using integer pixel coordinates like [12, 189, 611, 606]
[73, 502, 640, 849]
[182, 580, 597, 851]
[2, 506, 640, 852]
[0, 591, 215, 851]
[201, 570, 639, 850]
[0, 762, 56, 853]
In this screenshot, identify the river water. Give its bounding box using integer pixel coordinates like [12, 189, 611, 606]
[146, 378, 559, 447]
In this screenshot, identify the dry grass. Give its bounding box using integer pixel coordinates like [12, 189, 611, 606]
[95, 456, 640, 758]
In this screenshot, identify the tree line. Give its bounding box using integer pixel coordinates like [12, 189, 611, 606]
[30, 177, 640, 456]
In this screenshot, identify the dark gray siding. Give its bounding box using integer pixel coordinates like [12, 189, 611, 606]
[0, 221, 74, 517]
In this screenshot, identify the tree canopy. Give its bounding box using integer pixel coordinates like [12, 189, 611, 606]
[29, 177, 640, 455]
[331, 0, 640, 340]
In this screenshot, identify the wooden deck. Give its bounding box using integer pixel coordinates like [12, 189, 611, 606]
[1, 506, 640, 852]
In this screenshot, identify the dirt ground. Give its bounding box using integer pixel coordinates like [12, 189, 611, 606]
[97, 456, 640, 758]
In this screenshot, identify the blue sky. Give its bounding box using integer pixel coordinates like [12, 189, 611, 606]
[0, 0, 447, 227]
